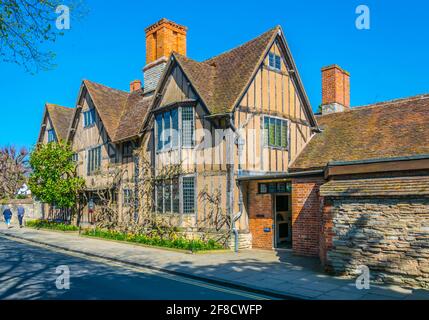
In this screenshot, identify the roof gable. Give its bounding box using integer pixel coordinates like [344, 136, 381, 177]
[68, 80, 151, 143]
[290, 94, 429, 171]
[38, 103, 74, 142]
[83, 80, 129, 139]
[151, 26, 317, 128]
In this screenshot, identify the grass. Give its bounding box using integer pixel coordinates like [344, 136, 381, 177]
[26, 219, 79, 232]
[82, 228, 225, 252]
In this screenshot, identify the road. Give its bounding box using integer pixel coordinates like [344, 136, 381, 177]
[0, 236, 274, 300]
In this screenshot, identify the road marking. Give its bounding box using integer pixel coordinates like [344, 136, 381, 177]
[0, 234, 273, 300]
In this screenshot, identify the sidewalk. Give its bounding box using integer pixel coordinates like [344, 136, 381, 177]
[1, 226, 428, 300]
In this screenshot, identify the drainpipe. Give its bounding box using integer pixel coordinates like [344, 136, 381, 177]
[229, 114, 245, 253]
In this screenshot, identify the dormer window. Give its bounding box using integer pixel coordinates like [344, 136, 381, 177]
[47, 129, 56, 142]
[83, 108, 96, 128]
[268, 52, 281, 71]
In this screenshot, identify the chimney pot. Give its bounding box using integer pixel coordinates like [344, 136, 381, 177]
[130, 80, 142, 92]
[143, 18, 187, 93]
[321, 65, 350, 114]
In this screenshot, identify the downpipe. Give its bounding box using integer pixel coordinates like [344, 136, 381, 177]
[229, 115, 245, 253]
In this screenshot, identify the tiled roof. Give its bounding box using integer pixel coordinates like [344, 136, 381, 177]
[46, 103, 74, 141]
[82, 80, 152, 142]
[320, 176, 429, 197]
[173, 27, 279, 114]
[290, 94, 429, 171]
[114, 89, 153, 142]
[83, 80, 129, 140]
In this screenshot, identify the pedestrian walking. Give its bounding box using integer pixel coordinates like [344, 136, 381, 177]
[17, 205, 25, 228]
[2, 206, 13, 228]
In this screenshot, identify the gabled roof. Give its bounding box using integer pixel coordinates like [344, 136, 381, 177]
[70, 80, 151, 143]
[153, 26, 317, 127]
[114, 89, 153, 142]
[83, 80, 129, 140]
[39, 103, 74, 142]
[174, 27, 278, 114]
[290, 94, 429, 171]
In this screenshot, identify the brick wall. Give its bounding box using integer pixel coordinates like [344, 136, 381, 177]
[291, 177, 324, 257]
[247, 181, 273, 250]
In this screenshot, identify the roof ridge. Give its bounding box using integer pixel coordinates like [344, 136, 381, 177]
[353, 93, 429, 110]
[204, 26, 279, 64]
[318, 93, 429, 118]
[83, 79, 129, 95]
[46, 103, 72, 110]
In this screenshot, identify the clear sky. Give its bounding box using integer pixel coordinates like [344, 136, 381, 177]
[1, 0, 428, 149]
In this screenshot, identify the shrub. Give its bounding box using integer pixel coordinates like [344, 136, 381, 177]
[26, 219, 79, 232]
[82, 228, 224, 252]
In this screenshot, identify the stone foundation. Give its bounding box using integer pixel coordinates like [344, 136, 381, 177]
[229, 232, 252, 250]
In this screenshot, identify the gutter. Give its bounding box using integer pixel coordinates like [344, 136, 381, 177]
[236, 169, 324, 181]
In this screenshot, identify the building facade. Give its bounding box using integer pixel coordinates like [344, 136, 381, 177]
[37, 18, 429, 287]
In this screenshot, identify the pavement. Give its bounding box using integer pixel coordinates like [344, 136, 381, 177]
[0, 236, 273, 300]
[1, 225, 429, 300]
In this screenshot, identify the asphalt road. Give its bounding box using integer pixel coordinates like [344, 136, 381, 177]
[0, 236, 273, 300]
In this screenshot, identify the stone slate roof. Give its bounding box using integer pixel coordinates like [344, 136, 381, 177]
[173, 27, 279, 114]
[320, 176, 429, 197]
[82, 80, 152, 142]
[290, 94, 429, 171]
[45, 103, 74, 141]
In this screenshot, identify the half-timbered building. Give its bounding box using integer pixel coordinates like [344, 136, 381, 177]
[37, 18, 429, 287]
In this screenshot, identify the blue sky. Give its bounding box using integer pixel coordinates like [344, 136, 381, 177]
[1, 0, 428, 149]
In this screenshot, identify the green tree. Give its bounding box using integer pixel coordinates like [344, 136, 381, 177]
[28, 142, 85, 209]
[0, 0, 86, 73]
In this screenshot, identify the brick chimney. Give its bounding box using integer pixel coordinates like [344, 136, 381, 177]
[130, 80, 142, 92]
[321, 65, 350, 115]
[143, 18, 187, 94]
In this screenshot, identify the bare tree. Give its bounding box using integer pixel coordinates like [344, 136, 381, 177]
[0, 0, 86, 73]
[0, 146, 29, 199]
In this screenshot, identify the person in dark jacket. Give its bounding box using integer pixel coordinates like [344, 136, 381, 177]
[17, 206, 25, 228]
[3, 206, 13, 228]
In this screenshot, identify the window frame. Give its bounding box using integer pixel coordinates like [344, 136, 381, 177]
[47, 129, 56, 143]
[123, 189, 133, 207]
[155, 105, 194, 153]
[122, 141, 133, 158]
[154, 175, 195, 215]
[263, 115, 289, 150]
[268, 52, 282, 71]
[87, 145, 102, 175]
[83, 108, 96, 128]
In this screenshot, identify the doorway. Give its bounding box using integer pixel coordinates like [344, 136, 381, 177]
[274, 195, 292, 248]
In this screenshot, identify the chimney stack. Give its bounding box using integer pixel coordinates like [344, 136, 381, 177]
[130, 80, 142, 92]
[321, 65, 350, 115]
[143, 18, 187, 94]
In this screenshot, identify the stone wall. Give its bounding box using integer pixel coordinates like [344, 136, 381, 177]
[324, 197, 429, 288]
[0, 199, 43, 225]
[229, 232, 252, 250]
